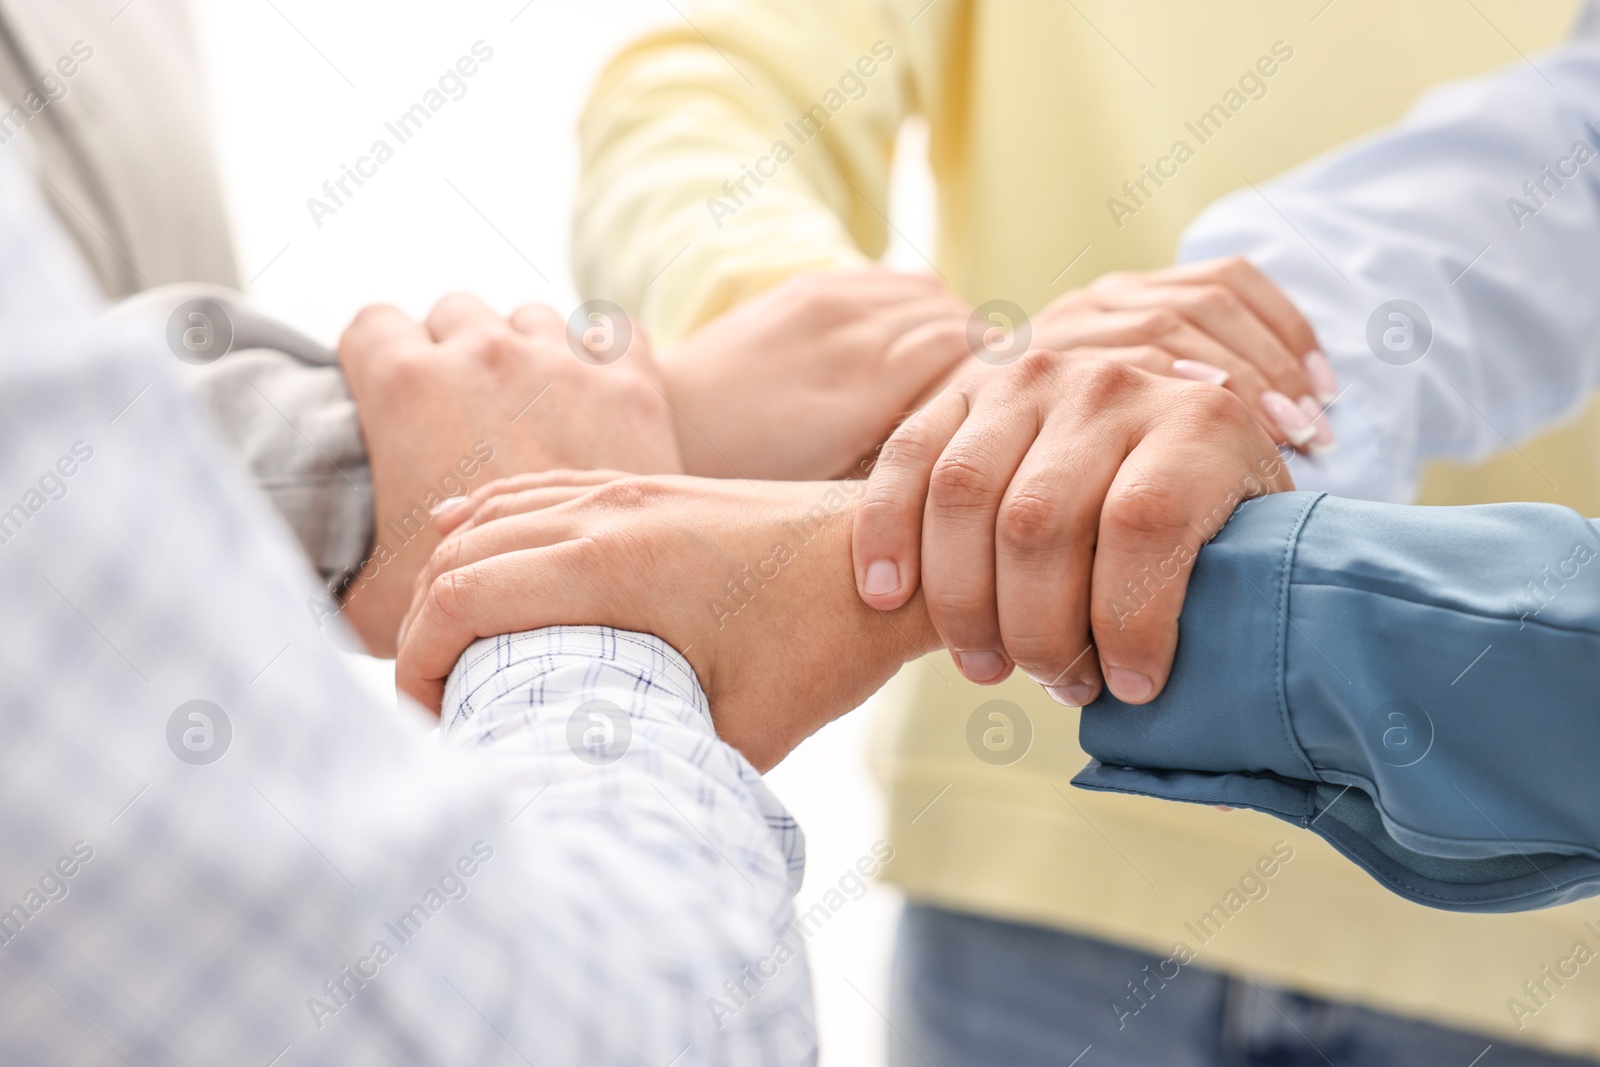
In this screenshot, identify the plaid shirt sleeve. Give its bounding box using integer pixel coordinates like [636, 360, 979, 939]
[0, 151, 816, 1067]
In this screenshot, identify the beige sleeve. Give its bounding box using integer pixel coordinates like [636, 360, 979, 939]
[572, 0, 963, 341]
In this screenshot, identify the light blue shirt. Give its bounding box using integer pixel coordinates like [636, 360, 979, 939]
[1181, 10, 1600, 505]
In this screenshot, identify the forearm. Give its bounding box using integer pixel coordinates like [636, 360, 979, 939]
[1076, 491, 1600, 912]
[574, 0, 928, 340]
[1179, 42, 1600, 504]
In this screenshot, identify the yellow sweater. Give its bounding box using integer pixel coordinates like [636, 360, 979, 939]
[577, 0, 1600, 1054]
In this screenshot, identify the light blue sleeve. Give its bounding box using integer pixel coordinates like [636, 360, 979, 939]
[1179, 35, 1600, 504]
[1074, 492, 1600, 912]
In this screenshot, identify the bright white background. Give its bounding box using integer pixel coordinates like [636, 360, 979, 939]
[186, 2, 936, 1064]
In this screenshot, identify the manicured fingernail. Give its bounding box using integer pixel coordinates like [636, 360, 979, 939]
[1304, 349, 1339, 405]
[863, 559, 900, 597]
[430, 495, 468, 523]
[1106, 667, 1153, 702]
[1298, 396, 1337, 457]
[956, 650, 1007, 683]
[1171, 360, 1230, 387]
[1049, 682, 1097, 707]
[1261, 390, 1316, 447]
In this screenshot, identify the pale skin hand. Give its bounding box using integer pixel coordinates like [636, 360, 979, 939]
[982, 257, 1338, 454]
[853, 355, 1294, 706]
[396, 472, 940, 771]
[337, 294, 683, 657]
[659, 267, 973, 480]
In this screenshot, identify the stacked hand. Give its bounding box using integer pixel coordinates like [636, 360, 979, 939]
[395, 471, 939, 771]
[361, 257, 1315, 771]
[394, 359, 1290, 771]
[338, 295, 683, 655]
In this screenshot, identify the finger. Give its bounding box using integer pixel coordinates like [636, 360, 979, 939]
[337, 304, 430, 376]
[853, 387, 971, 612]
[1146, 257, 1322, 362]
[919, 367, 1052, 685]
[425, 292, 501, 342]
[406, 503, 591, 629]
[396, 543, 597, 711]
[454, 485, 603, 535]
[509, 302, 564, 337]
[993, 401, 1129, 706]
[436, 469, 628, 535]
[1089, 282, 1313, 404]
[1089, 385, 1288, 703]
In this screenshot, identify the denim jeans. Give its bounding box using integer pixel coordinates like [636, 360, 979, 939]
[888, 903, 1597, 1067]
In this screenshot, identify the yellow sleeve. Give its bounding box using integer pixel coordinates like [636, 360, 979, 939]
[573, 0, 962, 342]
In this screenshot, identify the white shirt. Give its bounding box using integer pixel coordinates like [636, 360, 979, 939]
[0, 146, 815, 1066]
[1180, 8, 1600, 505]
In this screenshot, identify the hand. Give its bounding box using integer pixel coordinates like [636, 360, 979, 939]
[395, 471, 939, 771]
[852, 354, 1293, 705]
[1027, 257, 1337, 453]
[337, 295, 683, 656]
[660, 268, 972, 480]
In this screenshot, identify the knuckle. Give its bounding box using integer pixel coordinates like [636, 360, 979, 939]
[1067, 358, 1145, 408]
[476, 328, 524, 369]
[1132, 308, 1181, 340]
[997, 487, 1069, 555]
[928, 452, 1000, 512]
[1210, 255, 1255, 284]
[1103, 476, 1186, 539]
[426, 567, 479, 626]
[1179, 378, 1252, 425]
[587, 476, 656, 512]
[1088, 270, 1134, 294]
[1009, 348, 1065, 387]
[877, 417, 943, 472]
[1191, 283, 1238, 316]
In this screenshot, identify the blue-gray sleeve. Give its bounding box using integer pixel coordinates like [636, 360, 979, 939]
[1072, 492, 1600, 912]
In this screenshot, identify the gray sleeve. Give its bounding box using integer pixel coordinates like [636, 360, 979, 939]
[108, 284, 374, 588]
[186, 348, 373, 589]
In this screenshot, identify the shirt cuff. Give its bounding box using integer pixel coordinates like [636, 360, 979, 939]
[1073, 493, 1600, 913]
[439, 625, 806, 891]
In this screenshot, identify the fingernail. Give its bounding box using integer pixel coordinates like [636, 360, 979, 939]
[1297, 395, 1337, 457]
[863, 559, 900, 597]
[1049, 682, 1098, 707]
[1105, 667, 1153, 703]
[430, 495, 468, 520]
[1170, 359, 1230, 387]
[1261, 390, 1316, 447]
[1304, 349, 1339, 405]
[956, 650, 1007, 683]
